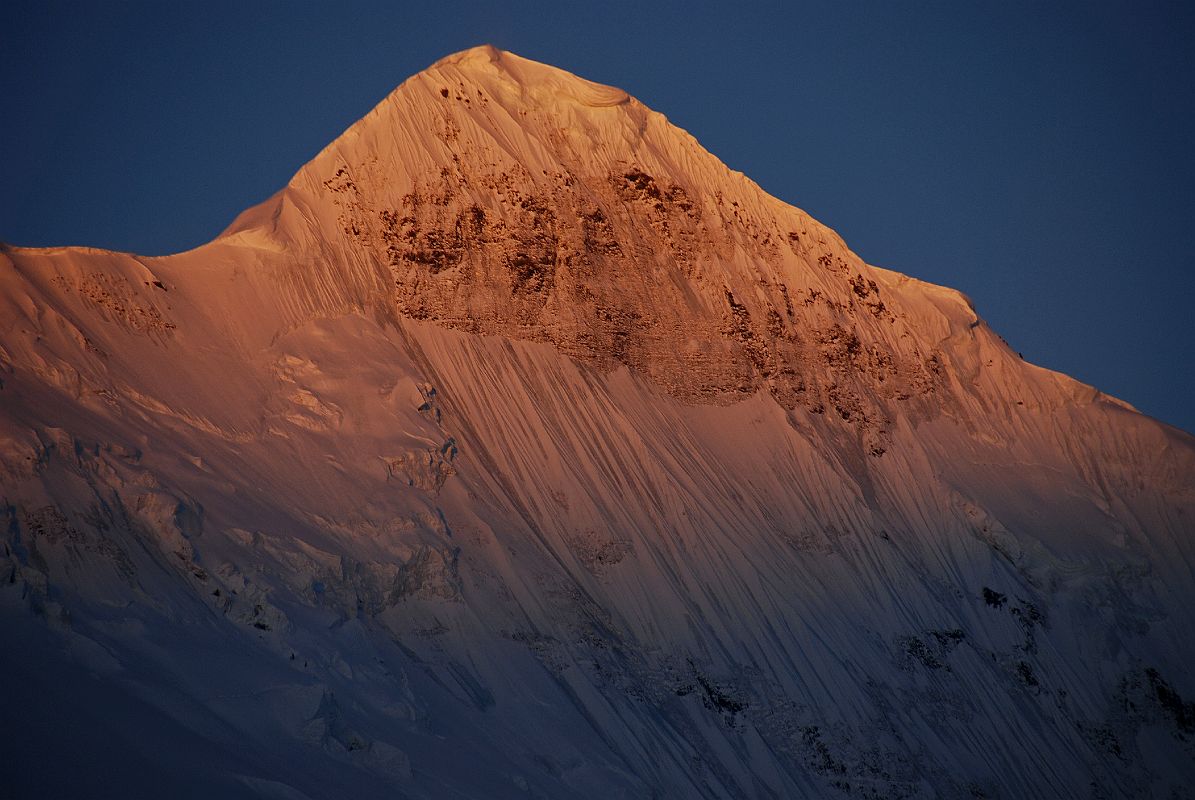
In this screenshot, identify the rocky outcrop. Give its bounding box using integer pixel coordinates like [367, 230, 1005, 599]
[384, 439, 457, 493]
[320, 146, 948, 456]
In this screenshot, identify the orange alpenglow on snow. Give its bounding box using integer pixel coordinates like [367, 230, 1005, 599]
[2, 48, 1193, 798]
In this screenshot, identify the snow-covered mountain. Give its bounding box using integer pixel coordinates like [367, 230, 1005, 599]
[2, 46, 1193, 799]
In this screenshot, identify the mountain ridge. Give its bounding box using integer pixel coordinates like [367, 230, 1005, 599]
[162, 49, 1149, 433]
[1, 48, 1193, 799]
[207, 49, 1140, 454]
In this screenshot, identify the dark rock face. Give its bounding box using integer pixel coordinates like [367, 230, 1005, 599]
[325, 160, 947, 456]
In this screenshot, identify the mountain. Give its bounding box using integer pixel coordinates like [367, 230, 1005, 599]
[2, 46, 1193, 799]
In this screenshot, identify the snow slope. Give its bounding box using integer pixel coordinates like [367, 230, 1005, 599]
[2, 46, 1193, 799]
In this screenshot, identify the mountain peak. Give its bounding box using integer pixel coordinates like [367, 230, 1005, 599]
[214, 49, 1022, 450]
[432, 43, 506, 66]
[3, 45, 1194, 800]
[424, 45, 631, 108]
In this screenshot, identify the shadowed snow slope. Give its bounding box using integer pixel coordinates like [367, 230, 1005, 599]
[2, 47, 1193, 799]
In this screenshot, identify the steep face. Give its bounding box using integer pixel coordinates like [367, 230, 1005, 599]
[2, 47, 1194, 800]
[230, 46, 981, 455]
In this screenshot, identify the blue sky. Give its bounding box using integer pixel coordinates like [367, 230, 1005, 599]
[3, 1, 1193, 433]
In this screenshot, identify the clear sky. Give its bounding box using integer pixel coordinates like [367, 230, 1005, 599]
[3, 1, 1193, 433]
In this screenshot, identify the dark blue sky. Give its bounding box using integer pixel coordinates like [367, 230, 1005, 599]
[3, 1, 1193, 433]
